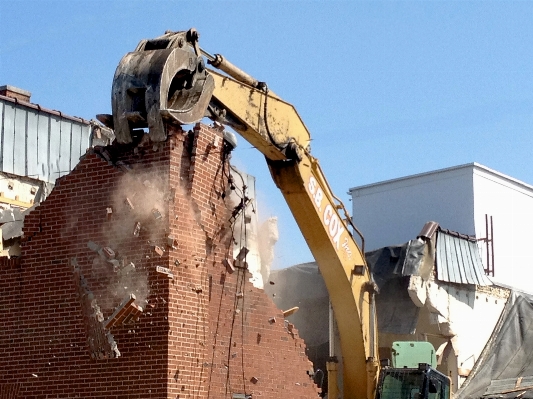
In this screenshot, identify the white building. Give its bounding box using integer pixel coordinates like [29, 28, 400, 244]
[348, 163, 533, 292]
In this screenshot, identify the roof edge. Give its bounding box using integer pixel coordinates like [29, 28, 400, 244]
[348, 162, 532, 194]
[0, 94, 91, 125]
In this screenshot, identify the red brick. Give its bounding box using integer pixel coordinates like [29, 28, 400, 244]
[0, 124, 319, 398]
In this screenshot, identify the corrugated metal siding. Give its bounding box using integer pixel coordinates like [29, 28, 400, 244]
[0, 98, 91, 184]
[484, 376, 533, 396]
[436, 231, 492, 286]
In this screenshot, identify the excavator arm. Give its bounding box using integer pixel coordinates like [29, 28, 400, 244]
[209, 68, 380, 399]
[108, 29, 379, 399]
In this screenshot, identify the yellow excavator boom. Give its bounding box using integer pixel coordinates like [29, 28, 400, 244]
[208, 67, 379, 399]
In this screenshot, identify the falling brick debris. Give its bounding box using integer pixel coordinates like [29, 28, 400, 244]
[156, 266, 174, 279]
[104, 294, 143, 330]
[133, 222, 141, 237]
[153, 246, 164, 257]
[166, 235, 177, 249]
[102, 247, 116, 259]
[124, 197, 134, 210]
[282, 307, 299, 317]
[108, 259, 121, 272]
[106, 207, 113, 220]
[151, 208, 162, 220]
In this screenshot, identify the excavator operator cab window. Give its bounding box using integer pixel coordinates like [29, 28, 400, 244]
[428, 378, 440, 399]
[379, 370, 425, 399]
[426, 370, 450, 399]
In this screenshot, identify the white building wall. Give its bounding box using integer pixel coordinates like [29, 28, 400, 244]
[349, 163, 533, 292]
[349, 164, 476, 250]
[472, 167, 533, 290]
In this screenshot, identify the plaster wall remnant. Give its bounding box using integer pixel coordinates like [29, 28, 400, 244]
[258, 216, 279, 285]
[402, 276, 509, 390]
[228, 168, 279, 289]
[0, 122, 318, 398]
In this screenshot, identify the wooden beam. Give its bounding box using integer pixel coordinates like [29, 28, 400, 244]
[0, 195, 33, 208]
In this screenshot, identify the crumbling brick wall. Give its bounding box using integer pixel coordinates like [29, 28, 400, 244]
[0, 123, 318, 398]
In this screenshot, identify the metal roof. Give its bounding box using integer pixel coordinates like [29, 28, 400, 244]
[436, 230, 492, 286]
[0, 94, 92, 184]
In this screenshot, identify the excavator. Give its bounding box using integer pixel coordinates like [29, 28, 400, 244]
[106, 29, 451, 399]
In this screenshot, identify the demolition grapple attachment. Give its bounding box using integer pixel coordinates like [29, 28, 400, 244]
[111, 29, 214, 143]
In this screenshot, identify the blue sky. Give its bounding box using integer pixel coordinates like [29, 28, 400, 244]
[2, 1, 533, 269]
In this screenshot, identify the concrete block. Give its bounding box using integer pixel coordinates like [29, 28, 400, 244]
[107, 259, 121, 272]
[102, 247, 115, 259]
[156, 266, 174, 278]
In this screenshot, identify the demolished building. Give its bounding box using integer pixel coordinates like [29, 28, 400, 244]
[348, 163, 533, 293]
[0, 87, 318, 397]
[0, 85, 113, 257]
[267, 222, 510, 394]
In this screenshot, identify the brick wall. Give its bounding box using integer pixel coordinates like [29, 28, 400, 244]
[0, 124, 318, 398]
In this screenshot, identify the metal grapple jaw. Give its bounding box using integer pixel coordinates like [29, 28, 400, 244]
[111, 29, 214, 143]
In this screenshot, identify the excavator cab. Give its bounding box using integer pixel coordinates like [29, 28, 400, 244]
[376, 341, 450, 399]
